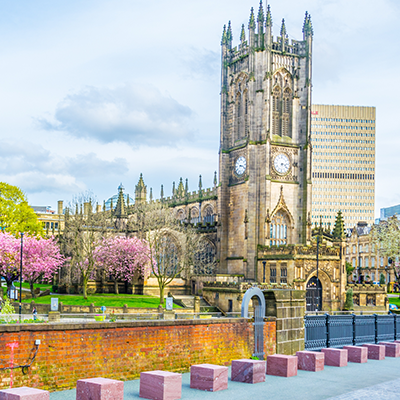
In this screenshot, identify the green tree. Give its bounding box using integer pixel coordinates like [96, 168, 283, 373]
[345, 261, 354, 277]
[379, 273, 386, 285]
[371, 216, 400, 286]
[332, 211, 346, 239]
[0, 182, 44, 237]
[343, 288, 354, 311]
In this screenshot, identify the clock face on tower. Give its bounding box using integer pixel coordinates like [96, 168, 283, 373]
[273, 153, 290, 175]
[235, 156, 246, 176]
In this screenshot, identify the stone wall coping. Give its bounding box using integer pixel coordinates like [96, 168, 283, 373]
[0, 317, 276, 333]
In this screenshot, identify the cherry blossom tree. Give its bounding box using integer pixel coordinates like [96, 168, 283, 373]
[95, 236, 151, 294]
[0, 232, 20, 297]
[0, 232, 63, 299]
[19, 236, 64, 298]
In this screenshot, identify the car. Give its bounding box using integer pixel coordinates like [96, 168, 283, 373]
[389, 304, 398, 311]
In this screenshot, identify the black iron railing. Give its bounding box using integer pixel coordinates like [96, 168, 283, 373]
[305, 314, 400, 351]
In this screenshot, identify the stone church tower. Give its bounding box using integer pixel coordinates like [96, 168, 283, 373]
[217, 2, 313, 279]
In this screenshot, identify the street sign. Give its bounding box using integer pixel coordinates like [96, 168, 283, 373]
[101, 306, 106, 313]
[50, 298, 59, 311]
[166, 297, 173, 311]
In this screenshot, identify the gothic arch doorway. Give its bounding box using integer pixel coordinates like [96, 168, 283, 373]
[306, 277, 322, 312]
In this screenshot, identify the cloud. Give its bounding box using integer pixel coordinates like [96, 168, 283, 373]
[0, 140, 128, 196]
[178, 47, 220, 80]
[37, 84, 195, 146]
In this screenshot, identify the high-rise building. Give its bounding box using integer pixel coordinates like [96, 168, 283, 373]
[310, 104, 376, 230]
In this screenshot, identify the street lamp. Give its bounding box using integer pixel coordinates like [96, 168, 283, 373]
[19, 233, 23, 322]
[262, 261, 266, 283]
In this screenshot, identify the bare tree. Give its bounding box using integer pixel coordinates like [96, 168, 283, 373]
[59, 193, 113, 299]
[133, 201, 202, 305]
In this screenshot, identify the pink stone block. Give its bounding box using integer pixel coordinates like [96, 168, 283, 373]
[343, 346, 368, 363]
[362, 344, 385, 360]
[321, 348, 348, 367]
[140, 371, 182, 400]
[190, 364, 228, 392]
[379, 342, 400, 357]
[266, 354, 298, 377]
[76, 378, 124, 400]
[0, 387, 49, 400]
[231, 359, 266, 383]
[296, 351, 324, 372]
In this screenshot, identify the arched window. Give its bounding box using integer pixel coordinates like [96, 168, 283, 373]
[282, 88, 292, 137]
[203, 205, 215, 224]
[176, 209, 185, 221]
[157, 236, 179, 276]
[272, 86, 281, 136]
[270, 211, 289, 246]
[194, 240, 216, 275]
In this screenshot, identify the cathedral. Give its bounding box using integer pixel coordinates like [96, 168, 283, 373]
[106, 3, 363, 311]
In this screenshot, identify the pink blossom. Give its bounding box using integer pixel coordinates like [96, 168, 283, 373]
[95, 236, 152, 282]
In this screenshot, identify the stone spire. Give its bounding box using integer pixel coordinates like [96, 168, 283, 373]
[177, 178, 185, 198]
[221, 24, 227, 46]
[172, 181, 176, 198]
[114, 184, 126, 218]
[265, 4, 272, 27]
[240, 24, 246, 44]
[248, 7, 256, 30]
[280, 18, 287, 52]
[160, 184, 164, 200]
[149, 187, 153, 202]
[332, 210, 346, 239]
[213, 171, 217, 188]
[302, 12, 313, 39]
[198, 175, 203, 199]
[257, 1, 264, 48]
[257, 1, 264, 25]
[135, 173, 147, 204]
[226, 21, 233, 49]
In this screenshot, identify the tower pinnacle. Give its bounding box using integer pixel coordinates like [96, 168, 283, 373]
[240, 24, 246, 44]
[221, 24, 227, 46]
[248, 7, 256, 30]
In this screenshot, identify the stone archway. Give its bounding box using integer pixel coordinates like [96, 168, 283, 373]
[241, 287, 266, 318]
[306, 276, 322, 312]
[306, 269, 332, 312]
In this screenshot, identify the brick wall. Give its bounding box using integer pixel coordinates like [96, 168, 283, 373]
[0, 318, 276, 391]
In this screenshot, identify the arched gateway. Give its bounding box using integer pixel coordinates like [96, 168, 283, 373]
[306, 276, 322, 312]
[241, 287, 266, 359]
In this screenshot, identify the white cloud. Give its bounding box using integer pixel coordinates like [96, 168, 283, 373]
[38, 84, 195, 147]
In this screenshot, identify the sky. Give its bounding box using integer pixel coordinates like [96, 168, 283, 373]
[0, 0, 399, 217]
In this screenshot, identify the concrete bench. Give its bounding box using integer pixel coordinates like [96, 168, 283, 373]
[266, 354, 298, 377]
[0, 387, 49, 400]
[76, 378, 124, 400]
[296, 351, 324, 372]
[190, 364, 228, 392]
[343, 346, 368, 363]
[378, 342, 400, 357]
[362, 344, 385, 360]
[321, 348, 348, 367]
[140, 370, 182, 400]
[231, 359, 266, 383]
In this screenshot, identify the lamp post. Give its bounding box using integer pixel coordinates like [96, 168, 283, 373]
[19, 233, 23, 322]
[262, 261, 266, 283]
[316, 235, 319, 311]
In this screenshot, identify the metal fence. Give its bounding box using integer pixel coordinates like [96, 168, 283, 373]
[305, 313, 400, 351]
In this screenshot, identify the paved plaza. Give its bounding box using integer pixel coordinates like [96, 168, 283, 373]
[49, 355, 400, 400]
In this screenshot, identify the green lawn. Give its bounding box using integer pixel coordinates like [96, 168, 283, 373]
[20, 293, 179, 308]
[389, 296, 400, 307]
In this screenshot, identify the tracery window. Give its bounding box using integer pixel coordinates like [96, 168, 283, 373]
[157, 236, 179, 276]
[270, 211, 289, 246]
[272, 86, 281, 136]
[176, 209, 185, 221]
[203, 205, 215, 224]
[282, 88, 292, 137]
[194, 240, 216, 275]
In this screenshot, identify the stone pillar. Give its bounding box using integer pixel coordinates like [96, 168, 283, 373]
[48, 311, 60, 322]
[123, 304, 128, 314]
[89, 303, 95, 313]
[270, 289, 306, 355]
[194, 296, 201, 314]
[359, 293, 367, 307]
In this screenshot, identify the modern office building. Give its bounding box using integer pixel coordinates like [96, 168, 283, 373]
[310, 104, 376, 230]
[379, 204, 400, 221]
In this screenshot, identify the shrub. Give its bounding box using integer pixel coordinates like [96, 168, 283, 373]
[343, 288, 354, 311]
